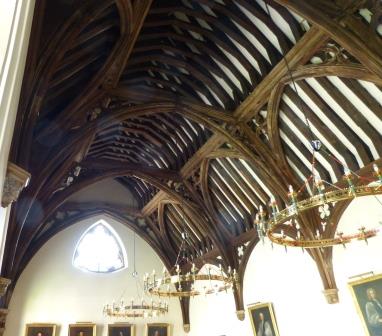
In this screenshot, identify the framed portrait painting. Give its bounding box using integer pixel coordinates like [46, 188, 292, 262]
[349, 273, 382, 336]
[25, 323, 57, 336]
[248, 302, 279, 336]
[68, 323, 96, 336]
[145, 323, 171, 336]
[108, 323, 135, 336]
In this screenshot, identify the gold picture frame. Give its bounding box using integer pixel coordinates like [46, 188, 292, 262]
[247, 302, 280, 336]
[25, 323, 57, 336]
[349, 273, 382, 336]
[68, 323, 96, 336]
[145, 323, 171, 336]
[108, 323, 135, 336]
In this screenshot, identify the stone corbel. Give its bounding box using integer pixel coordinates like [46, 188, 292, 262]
[323, 288, 339, 304]
[236, 310, 245, 321]
[0, 278, 11, 298]
[183, 324, 190, 333]
[1, 162, 30, 208]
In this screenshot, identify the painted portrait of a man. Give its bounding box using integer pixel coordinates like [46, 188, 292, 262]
[108, 324, 135, 336]
[146, 324, 170, 336]
[349, 274, 382, 336]
[68, 323, 95, 336]
[25, 324, 56, 336]
[365, 287, 382, 335]
[248, 303, 279, 336]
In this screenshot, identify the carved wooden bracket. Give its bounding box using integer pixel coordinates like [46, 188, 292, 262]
[1, 162, 30, 208]
[183, 324, 190, 333]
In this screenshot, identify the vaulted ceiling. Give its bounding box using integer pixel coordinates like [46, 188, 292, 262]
[3, 0, 382, 326]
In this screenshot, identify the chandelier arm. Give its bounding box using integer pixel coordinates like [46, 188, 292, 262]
[325, 160, 382, 240]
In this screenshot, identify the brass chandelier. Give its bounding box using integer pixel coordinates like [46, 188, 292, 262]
[143, 261, 238, 298]
[103, 233, 169, 319]
[103, 299, 168, 319]
[144, 229, 238, 298]
[255, 162, 382, 249]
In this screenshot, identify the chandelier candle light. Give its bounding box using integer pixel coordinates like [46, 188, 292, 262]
[143, 263, 238, 298]
[103, 299, 168, 318]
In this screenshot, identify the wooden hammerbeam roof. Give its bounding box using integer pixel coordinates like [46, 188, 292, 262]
[3, 0, 382, 327]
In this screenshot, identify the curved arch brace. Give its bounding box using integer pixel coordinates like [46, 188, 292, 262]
[16, 0, 116, 165]
[234, 237, 259, 320]
[9, 208, 174, 305]
[13, 165, 192, 273]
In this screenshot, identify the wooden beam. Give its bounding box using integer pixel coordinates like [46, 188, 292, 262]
[103, 0, 153, 88]
[235, 26, 329, 121]
[283, 63, 382, 86]
[274, 0, 382, 79]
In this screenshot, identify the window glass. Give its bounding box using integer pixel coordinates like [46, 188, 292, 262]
[73, 220, 127, 273]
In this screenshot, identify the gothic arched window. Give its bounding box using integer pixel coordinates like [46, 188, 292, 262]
[73, 219, 127, 273]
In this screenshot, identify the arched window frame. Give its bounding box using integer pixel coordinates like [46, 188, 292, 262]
[72, 219, 128, 274]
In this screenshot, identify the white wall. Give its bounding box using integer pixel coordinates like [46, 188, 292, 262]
[5, 197, 382, 336]
[0, 0, 17, 70]
[187, 195, 382, 336]
[5, 215, 186, 336]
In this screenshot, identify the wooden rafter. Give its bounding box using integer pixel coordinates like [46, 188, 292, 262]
[274, 0, 382, 78]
